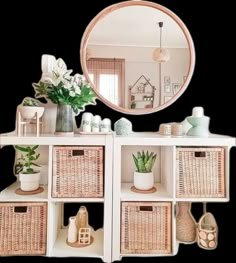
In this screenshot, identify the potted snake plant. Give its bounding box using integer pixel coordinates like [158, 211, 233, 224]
[132, 150, 157, 190]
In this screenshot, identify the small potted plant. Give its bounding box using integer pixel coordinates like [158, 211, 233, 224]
[19, 97, 44, 119]
[132, 150, 157, 190]
[15, 145, 41, 191]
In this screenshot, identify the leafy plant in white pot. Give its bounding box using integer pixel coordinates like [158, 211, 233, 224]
[19, 97, 44, 120]
[15, 145, 41, 191]
[132, 151, 157, 191]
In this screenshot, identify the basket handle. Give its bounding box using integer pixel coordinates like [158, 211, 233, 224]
[14, 206, 27, 213]
[194, 151, 206, 158]
[72, 150, 84, 156]
[139, 206, 153, 212]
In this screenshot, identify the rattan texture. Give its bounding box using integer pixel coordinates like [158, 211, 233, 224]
[52, 146, 104, 197]
[121, 202, 172, 254]
[0, 202, 47, 255]
[176, 147, 225, 198]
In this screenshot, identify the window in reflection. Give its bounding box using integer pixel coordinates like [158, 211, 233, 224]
[87, 58, 125, 107]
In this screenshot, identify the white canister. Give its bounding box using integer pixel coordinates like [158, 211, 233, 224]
[68, 216, 78, 243]
[81, 112, 93, 132]
[100, 118, 111, 132]
[91, 115, 101, 132]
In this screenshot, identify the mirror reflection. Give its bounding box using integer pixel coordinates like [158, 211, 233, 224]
[81, 1, 195, 114]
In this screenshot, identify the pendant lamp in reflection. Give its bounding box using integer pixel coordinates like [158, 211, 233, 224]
[152, 22, 170, 62]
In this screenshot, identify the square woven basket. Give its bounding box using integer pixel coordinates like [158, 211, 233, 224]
[121, 202, 172, 254]
[52, 146, 104, 198]
[176, 147, 225, 198]
[0, 202, 47, 256]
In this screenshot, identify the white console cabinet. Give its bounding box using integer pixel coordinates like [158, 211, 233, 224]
[0, 132, 235, 262]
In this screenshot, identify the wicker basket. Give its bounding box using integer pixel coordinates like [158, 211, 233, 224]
[121, 202, 172, 254]
[52, 146, 104, 198]
[0, 202, 47, 256]
[197, 212, 218, 250]
[176, 147, 225, 198]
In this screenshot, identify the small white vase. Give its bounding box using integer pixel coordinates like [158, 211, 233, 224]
[133, 171, 154, 190]
[68, 216, 78, 243]
[19, 172, 40, 191]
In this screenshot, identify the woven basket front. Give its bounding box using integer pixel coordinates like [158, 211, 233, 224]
[52, 146, 104, 197]
[0, 202, 47, 256]
[176, 147, 225, 198]
[121, 202, 172, 254]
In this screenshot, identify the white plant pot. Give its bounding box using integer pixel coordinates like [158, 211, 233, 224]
[19, 106, 44, 119]
[19, 172, 40, 191]
[133, 171, 154, 190]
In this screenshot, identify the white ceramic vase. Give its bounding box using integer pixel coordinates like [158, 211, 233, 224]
[19, 172, 40, 191]
[133, 171, 154, 190]
[68, 216, 78, 243]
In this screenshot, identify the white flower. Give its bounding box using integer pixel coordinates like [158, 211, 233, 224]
[75, 86, 81, 94]
[69, 91, 76, 97]
[64, 81, 72, 90]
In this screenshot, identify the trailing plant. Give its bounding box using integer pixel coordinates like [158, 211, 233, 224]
[132, 150, 157, 173]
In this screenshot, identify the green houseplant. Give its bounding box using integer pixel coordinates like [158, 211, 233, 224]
[33, 55, 96, 134]
[19, 97, 44, 120]
[15, 145, 41, 191]
[132, 150, 157, 190]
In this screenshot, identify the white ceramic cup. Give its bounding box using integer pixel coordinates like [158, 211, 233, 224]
[100, 118, 111, 132]
[91, 115, 101, 132]
[81, 112, 93, 132]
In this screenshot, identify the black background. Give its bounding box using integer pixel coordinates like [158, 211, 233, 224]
[0, 0, 235, 262]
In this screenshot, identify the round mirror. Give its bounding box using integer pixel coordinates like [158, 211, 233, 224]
[80, 0, 195, 114]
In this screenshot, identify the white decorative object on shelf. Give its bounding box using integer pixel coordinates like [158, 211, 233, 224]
[67, 216, 78, 243]
[114, 118, 132, 136]
[17, 98, 44, 137]
[91, 115, 101, 132]
[100, 118, 111, 132]
[187, 106, 210, 137]
[81, 112, 93, 132]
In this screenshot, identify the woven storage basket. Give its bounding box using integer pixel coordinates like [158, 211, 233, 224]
[197, 212, 218, 250]
[176, 147, 225, 198]
[121, 202, 172, 254]
[0, 202, 47, 256]
[52, 146, 104, 197]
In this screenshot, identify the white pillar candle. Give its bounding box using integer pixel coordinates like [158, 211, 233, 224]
[100, 118, 111, 132]
[81, 112, 93, 132]
[192, 107, 204, 117]
[91, 115, 101, 132]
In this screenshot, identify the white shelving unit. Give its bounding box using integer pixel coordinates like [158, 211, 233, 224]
[0, 131, 235, 262]
[0, 133, 113, 263]
[112, 132, 235, 262]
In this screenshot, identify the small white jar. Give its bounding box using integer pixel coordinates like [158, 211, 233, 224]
[81, 112, 93, 132]
[100, 118, 111, 132]
[91, 115, 101, 132]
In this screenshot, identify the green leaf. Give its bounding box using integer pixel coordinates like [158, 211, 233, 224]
[15, 145, 29, 152]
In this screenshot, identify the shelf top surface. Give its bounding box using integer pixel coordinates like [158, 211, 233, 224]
[115, 132, 235, 146]
[0, 131, 235, 146]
